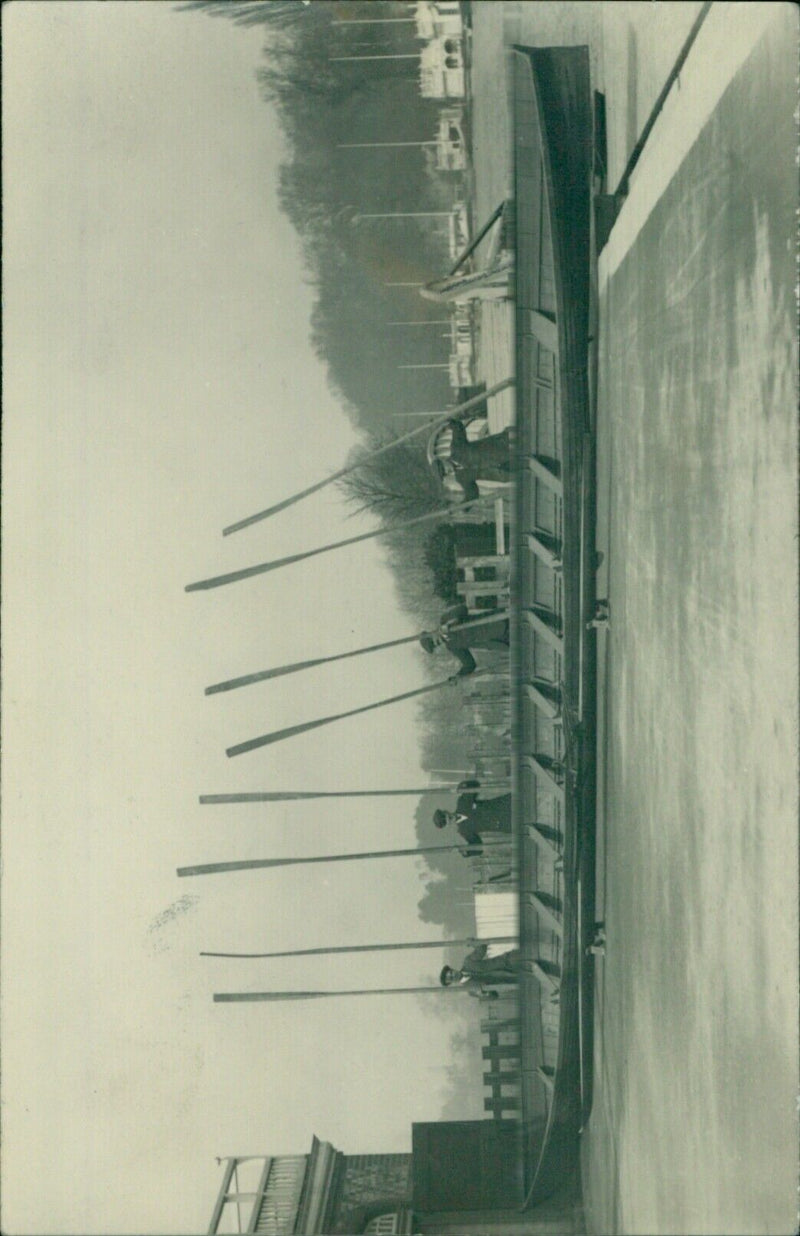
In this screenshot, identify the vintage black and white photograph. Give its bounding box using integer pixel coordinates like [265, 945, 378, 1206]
[2, 2, 798, 1233]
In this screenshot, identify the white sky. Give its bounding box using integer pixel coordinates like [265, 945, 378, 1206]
[1, 5, 479, 1232]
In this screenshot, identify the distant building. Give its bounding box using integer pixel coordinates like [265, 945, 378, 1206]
[442, 236, 476, 390]
[448, 351, 473, 388]
[207, 1122, 583, 1235]
[208, 1140, 413, 1235]
[420, 38, 465, 99]
[449, 302, 474, 358]
[414, 1, 463, 41]
[448, 300, 475, 389]
[447, 202, 470, 260]
[434, 110, 467, 172]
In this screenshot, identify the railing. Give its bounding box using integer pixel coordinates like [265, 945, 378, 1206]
[481, 998, 522, 1120]
[457, 556, 510, 612]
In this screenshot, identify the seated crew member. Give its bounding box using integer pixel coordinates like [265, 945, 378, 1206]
[585, 922, 606, 957]
[445, 418, 513, 502]
[433, 783, 512, 848]
[440, 943, 522, 996]
[586, 599, 610, 630]
[419, 602, 510, 677]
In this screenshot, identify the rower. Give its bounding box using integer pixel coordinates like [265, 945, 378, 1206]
[419, 602, 510, 677]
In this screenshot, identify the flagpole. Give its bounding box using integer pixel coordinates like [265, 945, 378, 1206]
[353, 211, 453, 220]
[330, 16, 417, 23]
[329, 53, 419, 62]
[177, 839, 507, 879]
[218, 378, 512, 536]
[337, 141, 438, 149]
[201, 935, 517, 960]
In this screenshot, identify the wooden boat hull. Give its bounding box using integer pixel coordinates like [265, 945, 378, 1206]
[510, 43, 598, 1207]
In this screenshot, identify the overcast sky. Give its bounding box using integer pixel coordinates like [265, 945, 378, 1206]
[2, 5, 480, 1232]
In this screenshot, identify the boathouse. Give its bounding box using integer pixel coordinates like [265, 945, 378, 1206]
[419, 39, 465, 100]
[208, 1125, 583, 1235]
[414, 1, 462, 42]
[434, 110, 467, 172]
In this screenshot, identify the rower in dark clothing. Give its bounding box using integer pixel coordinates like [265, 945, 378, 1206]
[419, 602, 510, 677]
[433, 782, 512, 847]
[445, 419, 513, 502]
[440, 943, 522, 995]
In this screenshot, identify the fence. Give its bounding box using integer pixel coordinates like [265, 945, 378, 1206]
[480, 998, 522, 1120]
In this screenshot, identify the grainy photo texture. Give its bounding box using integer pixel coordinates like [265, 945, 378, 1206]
[2, 3, 798, 1234]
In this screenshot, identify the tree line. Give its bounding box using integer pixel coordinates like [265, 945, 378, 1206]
[182, 1, 500, 934]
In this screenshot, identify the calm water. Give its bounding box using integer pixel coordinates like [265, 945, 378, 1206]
[469, 5, 799, 1232]
[585, 12, 799, 1234]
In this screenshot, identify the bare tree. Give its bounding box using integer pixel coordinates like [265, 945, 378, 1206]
[177, 1, 316, 28]
[337, 436, 445, 524]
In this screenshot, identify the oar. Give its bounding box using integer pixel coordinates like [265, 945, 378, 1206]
[214, 986, 476, 1002]
[198, 786, 507, 804]
[226, 678, 456, 757]
[205, 608, 510, 695]
[201, 934, 517, 959]
[205, 631, 421, 695]
[177, 838, 508, 879]
[221, 378, 513, 535]
[186, 494, 494, 593]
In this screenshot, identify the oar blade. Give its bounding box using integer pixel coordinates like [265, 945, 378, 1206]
[206, 631, 420, 696]
[222, 476, 337, 536]
[188, 494, 496, 594]
[205, 656, 328, 695]
[214, 991, 327, 1002]
[198, 787, 457, 803]
[177, 858, 289, 877]
[226, 714, 332, 757]
[218, 378, 512, 538]
[226, 679, 449, 758]
[185, 547, 311, 593]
